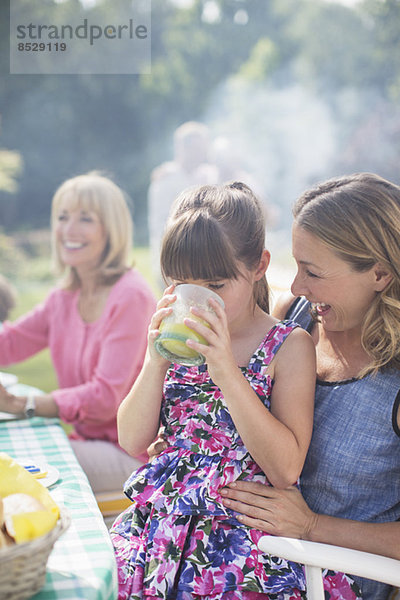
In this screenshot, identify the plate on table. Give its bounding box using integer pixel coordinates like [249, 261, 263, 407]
[0, 411, 23, 421]
[18, 460, 60, 488]
[0, 372, 20, 418]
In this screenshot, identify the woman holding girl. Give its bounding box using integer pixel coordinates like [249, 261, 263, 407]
[111, 182, 361, 599]
[221, 173, 400, 600]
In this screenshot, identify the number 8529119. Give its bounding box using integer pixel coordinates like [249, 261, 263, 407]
[17, 42, 67, 51]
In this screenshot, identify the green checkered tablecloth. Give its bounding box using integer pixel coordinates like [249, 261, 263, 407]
[0, 410, 118, 599]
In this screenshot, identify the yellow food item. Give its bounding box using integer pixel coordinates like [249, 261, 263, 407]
[158, 322, 207, 359]
[33, 470, 48, 479]
[3, 493, 52, 542]
[0, 453, 59, 543]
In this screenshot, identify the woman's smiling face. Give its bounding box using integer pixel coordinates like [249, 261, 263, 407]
[290, 224, 379, 333]
[55, 201, 107, 274]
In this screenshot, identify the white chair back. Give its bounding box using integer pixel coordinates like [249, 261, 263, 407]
[258, 536, 400, 600]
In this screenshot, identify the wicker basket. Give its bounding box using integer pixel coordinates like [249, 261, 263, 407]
[0, 507, 70, 600]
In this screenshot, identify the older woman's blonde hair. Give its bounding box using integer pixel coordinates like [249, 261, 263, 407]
[51, 172, 133, 289]
[293, 172, 400, 375]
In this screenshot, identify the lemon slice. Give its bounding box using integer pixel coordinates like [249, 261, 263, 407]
[156, 322, 207, 364]
[160, 337, 199, 359]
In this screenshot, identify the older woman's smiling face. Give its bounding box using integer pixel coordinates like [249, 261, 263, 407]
[290, 224, 380, 334]
[55, 202, 107, 274]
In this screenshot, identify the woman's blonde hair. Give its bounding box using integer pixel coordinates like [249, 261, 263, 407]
[293, 172, 400, 375]
[51, 171, 133, 289]
[160, 181, 270, 313]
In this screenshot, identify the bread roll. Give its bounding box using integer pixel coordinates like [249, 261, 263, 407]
[2, 493, 47, 541]
[3, 493, 46, 516]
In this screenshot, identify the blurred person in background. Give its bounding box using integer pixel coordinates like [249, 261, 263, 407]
[210, 134, 279, 229]
[148, 121, 219, 288]
[0, 172, 156, 493]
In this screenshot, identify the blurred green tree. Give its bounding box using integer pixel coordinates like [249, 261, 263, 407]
[0, 0, 399, 243]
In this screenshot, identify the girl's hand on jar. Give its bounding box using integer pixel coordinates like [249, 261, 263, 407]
[146, 284, 176, 363]
[184, 297, 236, 384]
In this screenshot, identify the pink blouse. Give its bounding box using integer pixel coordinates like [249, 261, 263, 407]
[0, 270, 156, 444]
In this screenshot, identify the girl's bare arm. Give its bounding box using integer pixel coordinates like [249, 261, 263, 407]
[215, 327, 315, 488]
[117, 353, 169, 457]
[117, 288, 175, 457]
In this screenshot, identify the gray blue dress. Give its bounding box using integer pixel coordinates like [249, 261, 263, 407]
[286, 297, 400, 600]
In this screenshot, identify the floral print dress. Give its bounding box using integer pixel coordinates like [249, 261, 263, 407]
[111, 321, 362, 600]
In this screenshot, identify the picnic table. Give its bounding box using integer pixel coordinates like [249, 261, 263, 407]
[0, 383, 118, 600]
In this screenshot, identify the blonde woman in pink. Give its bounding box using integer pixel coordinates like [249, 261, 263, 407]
[0, 172, 156, 493]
